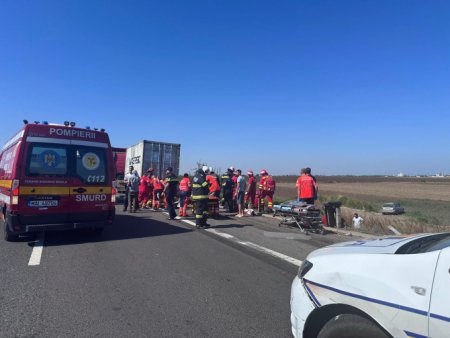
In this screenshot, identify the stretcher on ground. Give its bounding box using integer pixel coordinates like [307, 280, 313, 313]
[273, 200, 324, 234]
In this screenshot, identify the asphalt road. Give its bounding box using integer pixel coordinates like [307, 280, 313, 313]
[0, 206, 354, 338]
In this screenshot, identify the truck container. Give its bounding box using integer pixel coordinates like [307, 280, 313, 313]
[112, 147, 127, 203]
[112, 147, 127, 180]
[125, 140, 181, 178]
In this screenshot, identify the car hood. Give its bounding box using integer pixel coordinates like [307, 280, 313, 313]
[307, 234, 432, 258]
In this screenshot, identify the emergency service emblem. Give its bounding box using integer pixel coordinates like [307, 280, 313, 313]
[40, 150, 60, 168]
[82, 152, 100, 171]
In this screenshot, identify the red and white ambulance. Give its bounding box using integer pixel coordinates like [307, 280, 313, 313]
[0, 121, 116, 241]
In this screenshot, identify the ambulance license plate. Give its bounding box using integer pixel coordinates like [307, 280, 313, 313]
[27, 200, 59, 207]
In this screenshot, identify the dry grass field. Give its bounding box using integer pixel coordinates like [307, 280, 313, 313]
[273, 176, 450, 234]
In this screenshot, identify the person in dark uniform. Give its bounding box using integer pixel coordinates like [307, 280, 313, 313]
[221, 168, 235, 213]
[192, 166, 210, 228]
[163, 167, 179, 220]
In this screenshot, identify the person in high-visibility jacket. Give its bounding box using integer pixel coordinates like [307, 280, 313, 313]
[179, 173, 192, 217]
[163, 167, 179, 220]
[296, 167, 317, 205]
[221, 168, 235, 213]
[258, 169, 276, 212]
[206, 170, 220, 197]
[192, 166, 210, 228]
[152, 175, 164, 210]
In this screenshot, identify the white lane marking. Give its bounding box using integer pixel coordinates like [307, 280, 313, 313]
[236, 240, 302, 266]
[182, 219, 196, 226]
[28, 233, 44, 266]
[176, 217, 302, 267]
[206, 228, 235, 239]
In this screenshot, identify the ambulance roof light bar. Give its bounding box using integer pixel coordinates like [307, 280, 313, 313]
[70, 122, 76, 127]
[23, 120, 28, 124]
[64, 121, 70, 126]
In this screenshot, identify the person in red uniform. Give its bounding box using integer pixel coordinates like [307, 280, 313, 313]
[152, 175, 164, 210]
[296, 168, 317, 205]
[205, 167, 221, 217]
[206, 170, 220, 197]
[258, 169, 276, 212]
[138, 172, 151, 209]
[179, 173, 191, 217]
[146, 168, 154, 208]
[208, 169, 221, 198]
[245, 170, 257, 209]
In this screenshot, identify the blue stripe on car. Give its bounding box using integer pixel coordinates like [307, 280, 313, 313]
[304, 279, 450, 324]
[430, 312, 450, 323]
[304, 279, 428, 316]
[404, 330, 427, 338]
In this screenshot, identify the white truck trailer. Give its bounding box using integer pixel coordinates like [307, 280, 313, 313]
[125, 140, 181, 178]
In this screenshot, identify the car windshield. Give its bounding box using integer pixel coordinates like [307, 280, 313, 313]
[383, 203, 394, 208]
[396, 233, 450, 254]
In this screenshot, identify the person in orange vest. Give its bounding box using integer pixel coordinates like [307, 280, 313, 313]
[206, 168, 221, 198]
[205, 167, 221, 218]
[208, 168, 221, 198]
[244, 170, 257, 209]
[179, 173, 191, 217]
[258, 169, 276, 212]
[152, 175, 164, 210]
[296, 167, 317, 204]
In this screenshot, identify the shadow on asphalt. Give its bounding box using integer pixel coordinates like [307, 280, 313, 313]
[41, 213, 193, 246]
[211, 221, 253, 229]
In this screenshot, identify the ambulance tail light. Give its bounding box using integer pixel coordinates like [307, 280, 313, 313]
[111, 181, 117, 203]
[11, 179, 20, 205]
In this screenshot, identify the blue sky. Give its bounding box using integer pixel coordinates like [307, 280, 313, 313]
[1, 0, 449, 175]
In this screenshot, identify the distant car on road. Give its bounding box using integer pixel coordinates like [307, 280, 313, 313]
[381, 202, 404, 215]
[290, 232, 450, 338]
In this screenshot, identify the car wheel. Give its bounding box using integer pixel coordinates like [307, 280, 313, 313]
[3, 218, 18, 242]
[317, 314, 390, 338]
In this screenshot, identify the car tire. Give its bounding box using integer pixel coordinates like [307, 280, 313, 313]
[3, 217, 18, 242]
[317, 314, 390, 338]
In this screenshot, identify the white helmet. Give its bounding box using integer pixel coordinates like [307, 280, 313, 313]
[202, 165, 210, 173]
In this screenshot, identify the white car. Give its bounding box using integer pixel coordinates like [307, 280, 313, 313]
[290, 233, 450, 338]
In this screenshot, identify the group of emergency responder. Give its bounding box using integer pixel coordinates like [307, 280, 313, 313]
[123, 164, 318, 229]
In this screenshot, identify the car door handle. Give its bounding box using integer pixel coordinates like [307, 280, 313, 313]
[73, 188, 87, 193]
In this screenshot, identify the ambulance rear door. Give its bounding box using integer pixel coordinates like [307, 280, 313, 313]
[20, 142, 70, 225]
[68, 144, 111, 222]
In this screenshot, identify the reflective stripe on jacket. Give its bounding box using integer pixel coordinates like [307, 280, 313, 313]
[192, 171, 209, 200]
